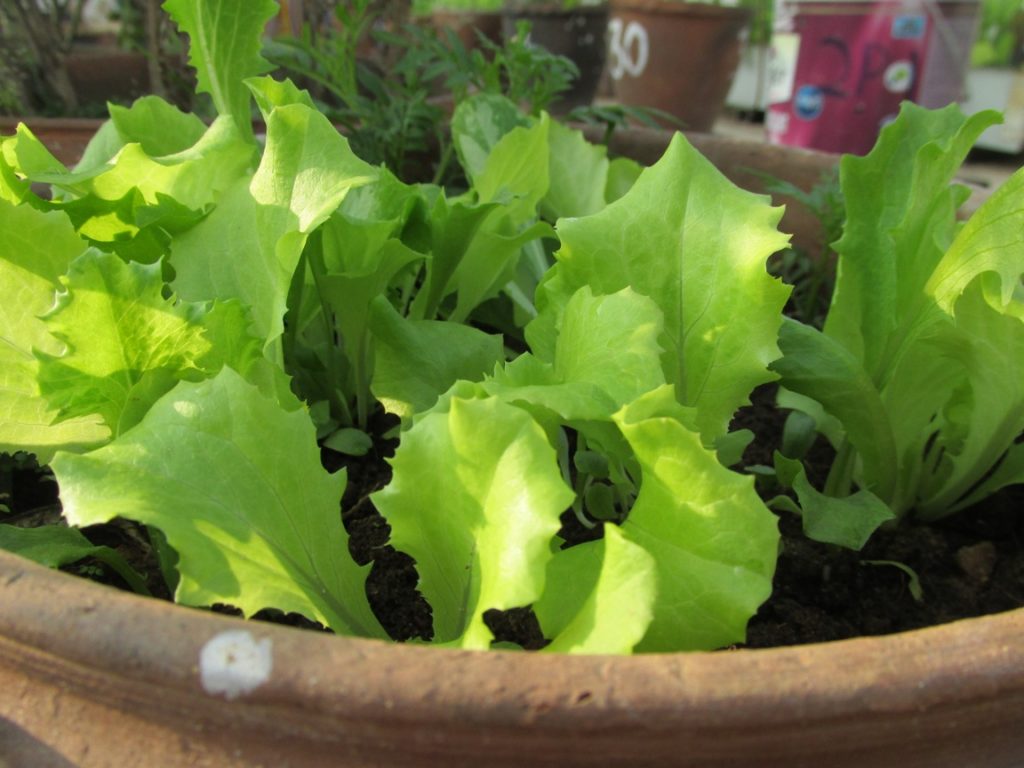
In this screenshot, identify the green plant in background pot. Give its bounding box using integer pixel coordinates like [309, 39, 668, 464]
[264, 10, 582, 184]
[500, 0, 609, 113]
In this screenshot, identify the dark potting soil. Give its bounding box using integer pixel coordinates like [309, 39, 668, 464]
[2, 385, 1022, 652]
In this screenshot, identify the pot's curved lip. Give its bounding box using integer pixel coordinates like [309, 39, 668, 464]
[1, 547, 1021, 734]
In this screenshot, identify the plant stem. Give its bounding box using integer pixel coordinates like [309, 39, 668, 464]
[823, 438, 856, 498]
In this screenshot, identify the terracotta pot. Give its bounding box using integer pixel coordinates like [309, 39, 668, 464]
[607, 0, 751, 131]
[1, 124, 1022, 767]
[1, 548, 1022, 767]
[502, 5, 610, 113]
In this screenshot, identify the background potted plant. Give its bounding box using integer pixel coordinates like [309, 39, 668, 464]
[606, 0, 753, 130]
[501, 0, 610, 112]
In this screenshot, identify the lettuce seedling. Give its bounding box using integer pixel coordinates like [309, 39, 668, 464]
[771, 103, 1024, 548]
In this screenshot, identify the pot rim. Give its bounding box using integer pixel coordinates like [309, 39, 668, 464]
[2, 548, 1022, 732]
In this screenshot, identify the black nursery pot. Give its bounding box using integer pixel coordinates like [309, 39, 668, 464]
[502, 5, 609, 113]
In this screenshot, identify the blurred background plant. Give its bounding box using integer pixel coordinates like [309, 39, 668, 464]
[112, 0, 203, 114]
[0, 0, 87, 114]
[263, 5, 584, 184]
[0, 0, 199, 116]
[971, 0, 1024, 67]
[740, 0, 772, 46]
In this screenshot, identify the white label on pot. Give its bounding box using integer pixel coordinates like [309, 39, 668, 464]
[767, 33, 801, 104]
[199, 630, 273, 700]
[608, 19, 650, 80]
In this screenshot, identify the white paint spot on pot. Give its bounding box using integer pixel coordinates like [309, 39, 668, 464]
[199, 630, 273, 700]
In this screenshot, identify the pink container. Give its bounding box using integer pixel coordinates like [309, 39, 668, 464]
[765, 0, 981, 154]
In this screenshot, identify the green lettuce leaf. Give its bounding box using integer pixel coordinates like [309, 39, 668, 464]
[0, 201, 106, 460]
[370, 297, 505, 421]
[472, 114, 550, 215]
[246, 75, 317, 120]
[474, 287, 667, 427]
[774, 104, 1022, 522]
[534, 525, 656, 654]
[915, 282, 1024, 517]
[28, 117, 255, 213]
[774, 452, 895, 549]
[53, 368, 385, 637]
[372, 396, 574, 649]
[927, 165, 1024, 315]
[164, 0, 278, 140]
[1, 124, 67, 180]
[451, 94, 530, 182]
[171, 104, 377, 344]
[824, 103, 998, 372]
[614, 391, 779, 651]
[35, 250, 243, 439]
[293, 178, 423, 426]
[530, 132, 791, 444]
[405, 192, 499, 322]
[771, 317, 898, 501]
[541, 120, 610, 221]
[109, 96, 208, 157]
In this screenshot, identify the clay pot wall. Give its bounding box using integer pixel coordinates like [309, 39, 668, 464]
[606, 0, 752, 131]
[1, 550, 1022, 767]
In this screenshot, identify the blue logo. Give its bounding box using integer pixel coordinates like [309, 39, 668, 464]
[892, 15, 926, 40]
[793, 85, 824, 121]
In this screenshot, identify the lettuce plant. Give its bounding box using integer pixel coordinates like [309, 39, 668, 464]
[0, 0, 792, 653]
[771, 103, 1024, 548]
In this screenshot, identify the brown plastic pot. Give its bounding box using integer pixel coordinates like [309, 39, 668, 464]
[607, 0, 751, 131]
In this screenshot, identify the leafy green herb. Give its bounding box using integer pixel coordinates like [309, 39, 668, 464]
[264, 16, 580, 184]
